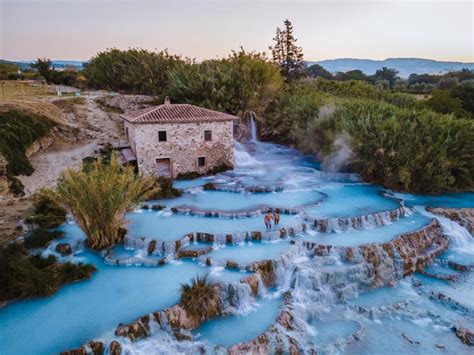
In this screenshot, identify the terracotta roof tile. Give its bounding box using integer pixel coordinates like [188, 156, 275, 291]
[121, 104, 238, 124]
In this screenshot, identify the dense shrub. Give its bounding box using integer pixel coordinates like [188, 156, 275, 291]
[165, 49, 283, 116]
[148, 177, 181, 200]
[57, 154, 157, 250]
[316, 100, 474, 192]
[25, 191, 67, 229]
[262, 82, 474, 193]
[0, 109, 55, 177]
[0, 243, 96, 302]
[180, 274, 220, 321]
[425, 90, 469, 118]
[306, 78, 418, 109]
[23, 229, 64, 249]
[85, 48, 182, 96]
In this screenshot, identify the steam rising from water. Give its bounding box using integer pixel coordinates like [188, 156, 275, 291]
[321, 133, 354, 173]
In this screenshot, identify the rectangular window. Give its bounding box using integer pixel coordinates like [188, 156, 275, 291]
[204, 130, 212, 142]
[198, 156, 206, 167]
[158, 131, 167, 142]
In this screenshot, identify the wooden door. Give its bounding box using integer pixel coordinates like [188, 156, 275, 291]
[155, 158, 171, 177]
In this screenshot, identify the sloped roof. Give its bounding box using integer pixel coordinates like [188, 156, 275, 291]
[121, 103, 238, 124]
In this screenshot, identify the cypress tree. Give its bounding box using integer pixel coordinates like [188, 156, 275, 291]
[269, 19, 304, 81]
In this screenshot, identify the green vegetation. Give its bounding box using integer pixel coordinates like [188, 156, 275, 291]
[25, 190, 67, 229]
[84, 48, 181, 95]
[148, 177, 181, 200]
[56, 154, 157, 250]
[0, 243, 96, 303]
[165, 49, 283, 116]
[32, 58, 85, 87]
[23, 229, 64, 249]
[180, 274, 220, 321]
[262, 81, 474, 193]
[0, 109, 56, 196]
[269, 19, 305, 81]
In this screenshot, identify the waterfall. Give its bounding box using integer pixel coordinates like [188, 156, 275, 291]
[248, 113, 257, 141]
[420, 207, 474, 254]
[233, 141, 261, 168]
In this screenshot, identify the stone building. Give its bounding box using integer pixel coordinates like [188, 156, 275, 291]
[120, 99, 238, 177]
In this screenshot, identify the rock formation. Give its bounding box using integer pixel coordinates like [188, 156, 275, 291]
[428, 207, 474, 234]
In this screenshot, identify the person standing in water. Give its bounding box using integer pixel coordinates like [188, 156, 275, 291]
[273, 208, 280, 225]
[264, 211, 273, 229]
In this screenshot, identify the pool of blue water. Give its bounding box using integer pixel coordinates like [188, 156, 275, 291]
[391, 191, 474, 208]
[149, 188, 326, 212]
[194, 296, 283, 347]
[299, 213, 432, 247]
[126, 210, 303, 241]
[347, 281, 419, 309]
[205, 240, 293, 266]
[2, 140, 473, 354]
[304, 184, 400, 218]
[0, 252, 242, 355]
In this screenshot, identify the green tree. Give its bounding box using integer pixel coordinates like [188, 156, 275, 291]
[165, 49, 283, 117]
[426, 89, 468, 118]
[335, 70, 369, 82]
[306, 64, 333, 80]
[452, 85, 474, 115]
[85, 48, 183, 95]
[373, 67, 399, 89]
[438, 77, 459, 90]
[269, 19, 304, 81]
[32, 58, 53, 82]
[56, 154, 157, 251]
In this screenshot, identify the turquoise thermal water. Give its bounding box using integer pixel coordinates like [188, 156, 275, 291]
[206, 240, 293, 265]
[299, 212, 432, 247]
[194, 296, 283, 347]
[0, 227, 244, 354]
[150, 188, 326, 212]
[126, 210, 303, 241]
[1, 140, 473, 354]
[305, 184, 400, 218]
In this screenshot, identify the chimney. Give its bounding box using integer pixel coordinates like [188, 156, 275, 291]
[164, 96, 171, 106]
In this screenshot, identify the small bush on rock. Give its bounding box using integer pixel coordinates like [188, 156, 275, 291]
[180, 274, 220, 321]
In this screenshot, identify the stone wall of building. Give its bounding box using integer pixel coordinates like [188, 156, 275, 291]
[129, 120, 234, 177]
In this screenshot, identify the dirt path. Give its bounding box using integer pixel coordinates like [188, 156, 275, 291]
[1, 92, 151, 241]
[17, 94, 125, 195]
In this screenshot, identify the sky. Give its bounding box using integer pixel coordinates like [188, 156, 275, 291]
[0, 0, 473, 62]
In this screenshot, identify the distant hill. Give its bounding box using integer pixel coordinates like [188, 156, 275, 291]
[1, 59, 86, 70]
[307, 58, 474, 78]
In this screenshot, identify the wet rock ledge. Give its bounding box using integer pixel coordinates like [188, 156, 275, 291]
[427, 207, 474, 234]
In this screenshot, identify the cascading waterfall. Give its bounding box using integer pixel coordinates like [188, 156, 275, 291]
[248, 113, 257, 141]
[233, 141, 261, 168]
[421, 207, 474, 254]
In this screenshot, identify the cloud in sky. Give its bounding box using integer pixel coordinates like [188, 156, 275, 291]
[1, 0, 473, 62]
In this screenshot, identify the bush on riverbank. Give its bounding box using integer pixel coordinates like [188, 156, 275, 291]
[23, 229, 64, 249]
[57, 154, 157, 251]
[25, 190, 67, 229]
[147, 176, 181, 200]
[262, 85, 474, 193]
[0, 243, 96, 303]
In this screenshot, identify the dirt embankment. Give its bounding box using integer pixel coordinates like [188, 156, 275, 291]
[0, 93, 153, 242]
